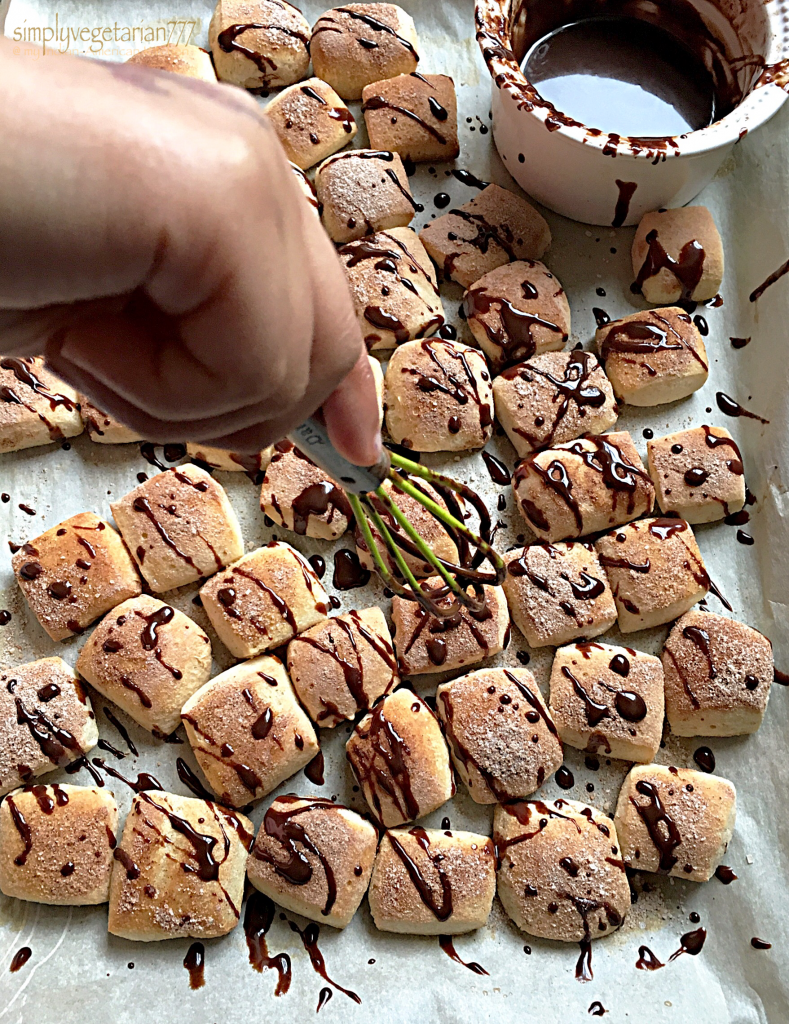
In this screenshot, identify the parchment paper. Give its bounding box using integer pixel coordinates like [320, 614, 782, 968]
[1, 1, 788, 1021]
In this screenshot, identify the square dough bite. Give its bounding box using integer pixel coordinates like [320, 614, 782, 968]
[662, 610, 773, 736]
[209, 0, 311, 91]
[185, 443, 274, 480]
[0, 356, 82, 453]
[493, 351, 617, 458]
[614, 763, 736, 881]
[368, 827, 496, 935]
[596, 307, 708, 406]
[264, 77, 356, 170]
[0, 785, 118, 905]
[287, 607, 398, 726]
[464, 260, 570, 372]
[339, 227, 445, 351]
[311, 4, 419, 100]
[647, 426, 746, 524]
[362, 73, 458, 164]
[108, 791, 253, 940]
[247, 795, 378, 928]
[346, 688, 454, 827]
[503, 543, 616, 649]
[76, 595, 212, 737]
[548, 642, 664, 762]
[595, 517, 709, 633]
[436, 667, 563, 804]
[316, 150, 417, 243]
[392, 578, 510, 676]
[12, 513, 142, 641]
[632, 206, 723, 304]
[1, 657, 97, 796]
[80, 398, 143, 443]
[384, 339, 494, 452]
[260, 441, 352, 539]
[181, 654, 318, 807]
[200, 541, 328, 658]
[127, 44, 216, 80]
[111, 465, 244, 593]
[494, 799, 630, 942]
[419, 184, 551, 288]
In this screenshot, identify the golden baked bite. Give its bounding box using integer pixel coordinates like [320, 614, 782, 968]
[384, 339, 494, 452]
[108, 791, 253, 941]
[595, 307, 708, 406]
[436, 667, 563, 803]
[513, 432, 655, 543]
[647, 426, 746, 524]
[362, 73, 458, 164]
[260, 442, 352, 539]
[127, 44, 216, 80]
[340, 227, 445, 351]
[463, 260, 570, 372]
[185, 443, 274, 478]
[632, 206, 723, 305]
[392, 578, 509, 676]
[209, 0, 311, 91]
[548, 642, 664, 763]
[503, 543, 616, 649]
[346, 688, 453, 827]
[247, 795, 378, 928]
[111, 465, 243, 593]
[419, 184, 551, 289]
[311, 4, 419, 100]
[595, 517, 709, 633]
[264, 77, 356, 170]
[181, 655, 318, 807]
[0, 785, 118, 905]
[1, 657, 97, 796]
[0, 356, 82, 453]
[316, 150, 417, 244]
[494, 799, 630, 942]
[80, 398, 142, 443]
[493, 351, 618, 458]
[12, 513, 141, 641]
[287, 607, 398, 726]
[368, 827, 496, 935]
[662, 610, 773, 736]
[614, 764, 736, 882]
[200, 541, 328, 658]
[76, 595, 212, 738]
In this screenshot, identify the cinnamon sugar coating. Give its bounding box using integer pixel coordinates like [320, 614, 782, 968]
[209, 0, 311, 91]
[362, 73, 458, 163]
[0, 356, 82, 453]
[127, 44, 216, 80]
[264, 77, 357, 170]
[316, 149, 416, 243]
[260, 442, 352, 540]
[631, 207, 723, 305]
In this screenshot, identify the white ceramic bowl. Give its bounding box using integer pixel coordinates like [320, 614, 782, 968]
[475, 0, 789, 225]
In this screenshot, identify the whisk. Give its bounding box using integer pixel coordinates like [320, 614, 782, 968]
[289, 418, 505, 618]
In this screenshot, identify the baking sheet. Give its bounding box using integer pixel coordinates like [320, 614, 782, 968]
[1, 0, 789, 1020]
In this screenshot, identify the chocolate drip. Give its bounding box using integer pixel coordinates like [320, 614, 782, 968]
[113, 847, 141, 880]
[7, 796, 32, 865]
[217, 21, 308, 85]
[388, 827, 454, 920]
[137, 604, 174, 649]
[612, 179, 637, 227]
[632, 229, 705, 304]
[615, 691, 647, 721]
[287, 918, 361, 1003]
[751, 937, 772, 950]
[563, 666, 609, 726]
[631, 779, 681, 871]
[121, 675, 152, 709]
[503, 670, 558, 736]
[15, 698, 80, 763]
[37, 683, 61, 702]
[609, 654, 630, 677]
[317, 987, 334, 1012]
[384, 167, 423, 211]
[693, 746, 716, 773]
[9, 947, 32, 973]
[715, 392, 769, 424]
[481, 450, 510, 485]
[327, 6, 418, 58]
[715, 864, 737, 884]
[365, 306, 409, 344]
[176, 757, 214, 801]
[451, 168, 490, 190]
[682, 624, 716, 680]
[669, 927, 706, 960]
[138, 792, 221, 881]
[636, 945, 664, 970]
[463, 285, 565, 366]
[438, 935, 489, 974]
[556, 765, 575, 789]
[333, 549, 371, 590]
[233, 566, 297, 632]
[131, 497, 201, 572]
[750, 257, 789, 302]
[1, 357, 75, 415]
[93, 758, 164, 794]
[244, 892, 292, 994]
[405, 340, 492, 429]
[362, 95, 446, 143]
[103, 707, 138, 756]
[305, 751, 325, 785]
[352, 701, 420, 822]
[183, 942, 205, 990]
[600, 311, 707, 371]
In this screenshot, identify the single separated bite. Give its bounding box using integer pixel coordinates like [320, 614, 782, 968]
[494, 799, 630, 942]
[108, 791, 253, 940]
[548, 642, 664, 762]
[0, 658, 98, 795]
[384, 339, 494, 452]
[186, 443, 274, 479]
[392, 578, 509, 675]
[182, 655, 318, 807]
[0, 785, 117, 905]
[316, 150, 417, 243]
[12, 513, 141, 641]
[209, 0, 311, 91]
[493, 351, 617, 458]
[76, 595, 212, 737]
[596, 307, 708, 406]
[127, 44, 216, 80]
[662, 610, 773, 736]
[346, 688, 453, 827]
[260, 441, 352, 539]
[362, 73, 458, 164]
[0, 356, 82, 453]
[647, 426, 746, 524]
[264, 77, 356, 170]
[80, 399, 142, 443]
[614, 764, 736, 881]
[463, 260, 570, 372]
[420, 184, 551, 289]
[632, 206, 723, 304]
[513, 432, 655, 543]
[368, 827, 495, 934]
[436, 667, 563, 803]
[200, 541, 328, 658]
[595, 517, 709, 633]
[503, 543, 616, 649]
[287, 607, 398, 726]
[247, 795, 377, 928]
[111, 465, 243, 593]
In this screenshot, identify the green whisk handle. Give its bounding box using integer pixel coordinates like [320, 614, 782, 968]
[288, 417, 390, 494]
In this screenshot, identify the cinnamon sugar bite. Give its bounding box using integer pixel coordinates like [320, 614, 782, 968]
[260, 441, 353, 540]
[264, 77, 357, 170]
[0, 356, 82, 453]
[631, 206, 723, 305]
[80, 398, 142, 444]
[362, 73, 458, 163]
[209, 0, 311, 91]
[316, 150, 417, 243]
[126, 44, 216, 81]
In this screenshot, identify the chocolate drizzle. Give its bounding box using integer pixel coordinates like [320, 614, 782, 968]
[669, 927, 706, 960]
[350, 700, 420, 822]
[630, 779, 681, 871]
[600, 310, 707, 371]
[287, 918, 361, 1003]
[636, 945, 664, 970]
[632, 229, 705, 304]
[9, 947, 32, 973]
[183, 942, 205, 990]
[362, 95, 446, 144]
[388, 827, 454, 921]
[217, 21, 308, 88]
[438, 935, 489, 974]
[463, 284, 566, 367]
[244, 892, 292, 994]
